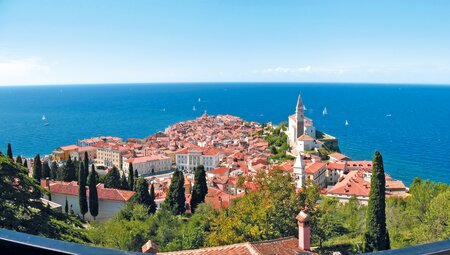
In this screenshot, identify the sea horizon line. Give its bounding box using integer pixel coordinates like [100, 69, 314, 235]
[1, 81, 450, 88]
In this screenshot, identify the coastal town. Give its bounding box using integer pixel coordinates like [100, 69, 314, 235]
[18, 94, 406, 224]
[2, 94, 411, 254]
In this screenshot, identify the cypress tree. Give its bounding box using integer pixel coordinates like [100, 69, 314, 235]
[190, 165, 208, 213]
[73, 158, 79, 181]
[134, 169, 139, 191]
[78, 162, 88, 219]
[133, 177, 152, 213]
[32, 154, 42, 180]
[149, 183, 157, 214]
[16, 155, 23, 165]
[6, 143, 13, 159]
[104, 166, 121, 189]
[50, 161, 58, 180]
[163, 170, 186, 215]
[65, 198, 69, 214]
[88, 164, 99, 220]
[42, 161, 51, 178]
[63, 157, 76, 182]
[83, 152, 89, 181]
[120, 173, 129, 190]
[128, 163, 134, 191]
[363, 150, 390, 252]
[23, 159, 28, 168]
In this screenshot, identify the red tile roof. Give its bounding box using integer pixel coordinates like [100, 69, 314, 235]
[42, 181, 135, 202]
[126, 155, 170, 163]
[328, 152, 350, 161]
[327, 162, 346, 171]
[209, 166, 229, 175]
[60, 145, 79, 151]
[327, 170, 370, 197]
[159, 237, 313, 255]
[305, 162, 326, 174]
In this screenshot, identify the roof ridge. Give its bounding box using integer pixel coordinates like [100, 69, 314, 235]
[249, 236, 296, 245]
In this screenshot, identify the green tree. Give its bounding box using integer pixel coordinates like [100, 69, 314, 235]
[128, 162, 134, 191]
[104, 166, 121, 189]
[133, 177, 152, 213]
[63, 157, 77, 182]
[149, 183, 157, 214]
[134, 169, 139, 191]
[190, 165, 208, 213]
[83, 152, 89, 181]
[310, 197, 347, 248]
[364, 150, 390, 252]
[23, 158, 28, 168]
[32, 154, 42, 180]
[0, 154, 88, 243]
[50, 161, 58, 180]
[42, 161, 51, 178]
[421, 189, 450, 242]
[65, 198, 69, 214]
[120, 172, 129, 190]
[16, 155, 23, 165]
[78, 162, 88, 219]
[6, 143, 13, 159]
[88, 164, 99, 220]
[163, 170, 186, 215]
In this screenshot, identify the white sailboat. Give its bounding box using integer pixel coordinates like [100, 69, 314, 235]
[42, 115, 49, 126]
[322, 107, 328, 116]
[345, 120, 349, 126]
[198, 98, 201, 102]
[192, 106, 196, 111]
[303, 105, 307, 111]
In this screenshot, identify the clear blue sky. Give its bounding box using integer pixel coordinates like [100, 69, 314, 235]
[1, 0, 450, 85]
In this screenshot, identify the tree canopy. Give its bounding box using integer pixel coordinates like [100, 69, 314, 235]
[0, 154, 88, 243]
[163, 170, 186, 215]
[190, 165, 208, 213]
[104, 166, 121, 189]
[364, 151, 390, 252]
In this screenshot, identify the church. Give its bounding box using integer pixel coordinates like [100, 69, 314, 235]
[287, 94, 322, 152]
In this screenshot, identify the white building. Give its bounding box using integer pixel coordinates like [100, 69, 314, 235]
[305, 162, 327, 188]
[122, 155, 172, 176]
[41, 180, 135, 221]
[175, 147, 221, 173]
[96, 145, 128, 170]
[293, 152, 306, 188]
[297, 134, 322, 152]
[287, 94, 319, 152]
[326, 162, 347, 186]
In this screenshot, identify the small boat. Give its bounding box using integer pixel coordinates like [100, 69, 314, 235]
[198, 98, 201, 102]
[345, 120, 349, 126]
[192, 106, 196, 111]
[322, 107, 328, 116]
[386, 113, 392, 117]
[42, 115, 49, 126]
[259, 113, 264, 117]
[303, 105, 307, 111]
[161, 108, 166, 112]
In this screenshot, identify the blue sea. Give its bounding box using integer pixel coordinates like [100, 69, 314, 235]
[0, 83, 449, 185]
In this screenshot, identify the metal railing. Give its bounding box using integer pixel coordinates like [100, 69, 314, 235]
[1, 227, 449, 255]
[363, 239, 450, 255]
[0, 228, 149, 255]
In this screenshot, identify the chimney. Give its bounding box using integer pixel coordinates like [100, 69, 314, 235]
[40, 178, 50, 189]
[296, 210, 311, 251]
[141, 240, 158, 254]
